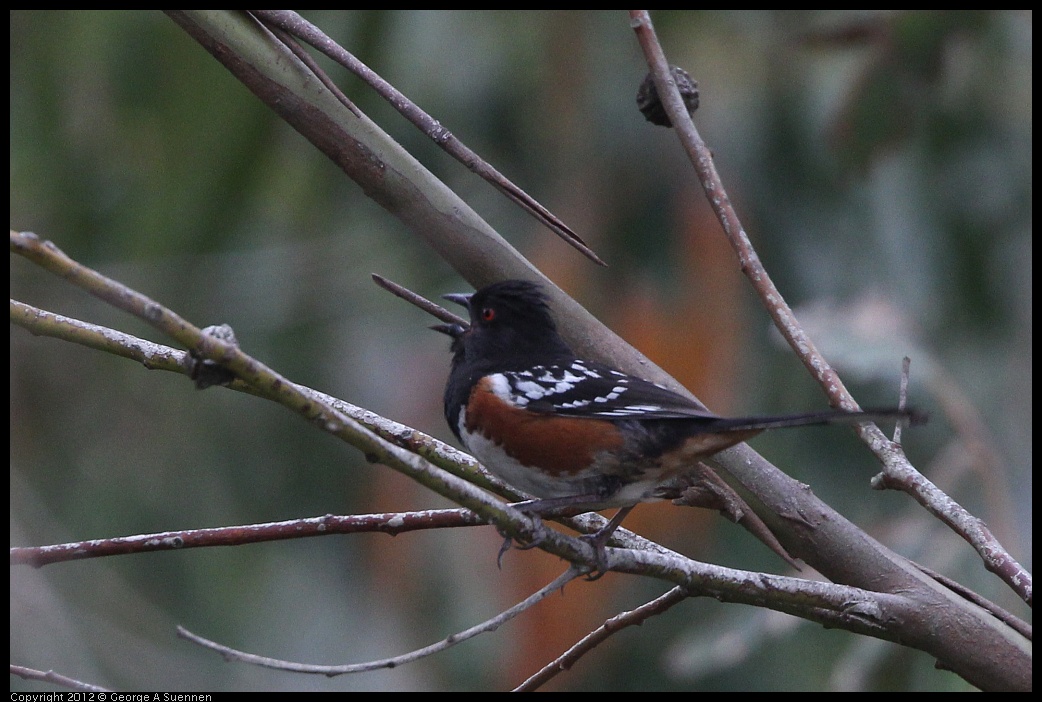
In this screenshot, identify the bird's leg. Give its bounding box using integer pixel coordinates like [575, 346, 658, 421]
[578, 505, 633, 579]
[582, 505, 633, 550]
[493, 496, 595, 568]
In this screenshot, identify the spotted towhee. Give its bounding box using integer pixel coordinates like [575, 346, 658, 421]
[433, 280, 920, 541]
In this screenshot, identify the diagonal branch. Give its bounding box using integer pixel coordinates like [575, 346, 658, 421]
[250, 9, 607, 267]
[626, 11, 1029, 689]
[516, 585, 689, 691]
[630, 8, 1029, 609]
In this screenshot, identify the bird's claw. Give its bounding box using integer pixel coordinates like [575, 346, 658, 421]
[495, 513, 547, 569]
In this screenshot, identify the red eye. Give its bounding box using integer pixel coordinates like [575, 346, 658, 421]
[481, 307, 496, 322]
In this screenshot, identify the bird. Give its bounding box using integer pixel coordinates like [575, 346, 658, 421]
[432, 279, 921, 552]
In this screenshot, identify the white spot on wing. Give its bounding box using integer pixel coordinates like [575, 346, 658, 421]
[514, 379, 548, 399]
[487, 373, 530, 406]
[561, 399, 591, 409]
[595, 404, 667, 417]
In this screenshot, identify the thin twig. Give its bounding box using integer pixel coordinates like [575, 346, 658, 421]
[629, 10, 856, 412]
[371, 273, 468, 327]
[250, 9, 607, 267]
[11, 510, 486, 568]
[913, 563, 1031, 640]
[627, 12, 1030, 607]
[515, 585, 689, 691]
[9, 665, 111, 693]
[895, 356, 912, 444]
[261, 18, 362, 119]
[10, 299, 187, 373]
[179, 566, 584, 675]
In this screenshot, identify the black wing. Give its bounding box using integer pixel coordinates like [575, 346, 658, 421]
[500, 359, 721, 420]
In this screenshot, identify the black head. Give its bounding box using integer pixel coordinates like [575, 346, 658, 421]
[434, 280, 574, 371]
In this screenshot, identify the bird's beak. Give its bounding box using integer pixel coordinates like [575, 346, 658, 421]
[430, 323, 467, 338]
[430, 292, 472, 338]
[441, 292, 473, 308]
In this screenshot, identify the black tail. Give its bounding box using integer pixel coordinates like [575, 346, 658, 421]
[707, 407, 926, 433]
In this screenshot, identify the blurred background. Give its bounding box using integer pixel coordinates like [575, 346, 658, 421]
[10, 10, 1031, 691]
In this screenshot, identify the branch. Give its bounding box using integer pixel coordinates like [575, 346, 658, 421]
[9, 665, 111, 693]
[627, 10, 1029, 689]
[516, 586, 689, 691]
[628, 8, 1029, 610]
[249, 10, 607, 267]
[178, 566, 583, 675]
[10, 509, 486, 568]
